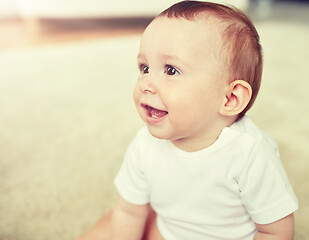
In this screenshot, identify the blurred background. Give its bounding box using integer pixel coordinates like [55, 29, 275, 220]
[0, 0, 308, 239]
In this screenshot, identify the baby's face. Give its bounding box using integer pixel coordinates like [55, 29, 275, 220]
[134, 17, 228, 150]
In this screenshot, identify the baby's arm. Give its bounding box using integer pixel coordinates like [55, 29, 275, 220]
[110, 195, 150, 240]
[254, 214, 295, 240]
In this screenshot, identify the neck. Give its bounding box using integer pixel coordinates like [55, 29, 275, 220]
[171, 116, 237, 152]
[171, 134, 220, 152]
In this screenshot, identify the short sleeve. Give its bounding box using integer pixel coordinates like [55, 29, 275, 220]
[114, 129, 150, 205]
[238, 140, 298, 224]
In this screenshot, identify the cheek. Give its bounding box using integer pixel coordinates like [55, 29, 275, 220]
[133, 84, 140, 106]
[166, 85, 219, 123]
[164, 91, 195, 122]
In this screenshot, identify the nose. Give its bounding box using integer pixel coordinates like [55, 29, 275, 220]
[139, 74, 157, 94]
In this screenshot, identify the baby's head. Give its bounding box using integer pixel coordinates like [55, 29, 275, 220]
[134, 1, 262, 150]
[159, 1, 262, 115]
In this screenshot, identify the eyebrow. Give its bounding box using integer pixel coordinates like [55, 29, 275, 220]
[161, 54, 191, 68]
[137, 53, 191, 69]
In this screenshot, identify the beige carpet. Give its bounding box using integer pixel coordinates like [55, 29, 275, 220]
[0, 21, 308, 239]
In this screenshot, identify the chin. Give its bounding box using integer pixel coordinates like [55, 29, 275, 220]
[146, 124, 184, 143]
[146, 124, 170, 140]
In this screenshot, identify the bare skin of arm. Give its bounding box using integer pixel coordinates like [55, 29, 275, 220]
[110, 196, 150, 240]
[75, 195, 162, 240]
[75, 212, 112, 240]
[254, 214, 295, 240]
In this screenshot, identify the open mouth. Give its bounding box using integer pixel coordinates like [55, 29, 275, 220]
[141, 104, 168, 119]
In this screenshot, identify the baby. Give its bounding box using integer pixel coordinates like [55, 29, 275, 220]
[77, 1, 298, 239]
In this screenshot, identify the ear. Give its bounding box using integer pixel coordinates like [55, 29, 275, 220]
[219, 80, 252, 117]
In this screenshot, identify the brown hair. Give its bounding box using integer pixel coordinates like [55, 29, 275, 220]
[158, 1, 263, 117]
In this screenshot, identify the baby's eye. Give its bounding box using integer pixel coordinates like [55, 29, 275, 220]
[165, 65, 179, 76]
[140, 64, 149, 74]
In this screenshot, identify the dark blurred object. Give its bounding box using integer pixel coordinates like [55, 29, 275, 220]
[250, 0, 309, 21]
[276, 0, 309, 2]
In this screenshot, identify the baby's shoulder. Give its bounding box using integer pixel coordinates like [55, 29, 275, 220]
[230, 116, 278, 149]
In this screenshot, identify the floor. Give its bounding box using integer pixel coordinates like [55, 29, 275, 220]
[0, 1, 308, 240]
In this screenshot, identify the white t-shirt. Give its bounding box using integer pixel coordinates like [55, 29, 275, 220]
[114, 116, 298, 240]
